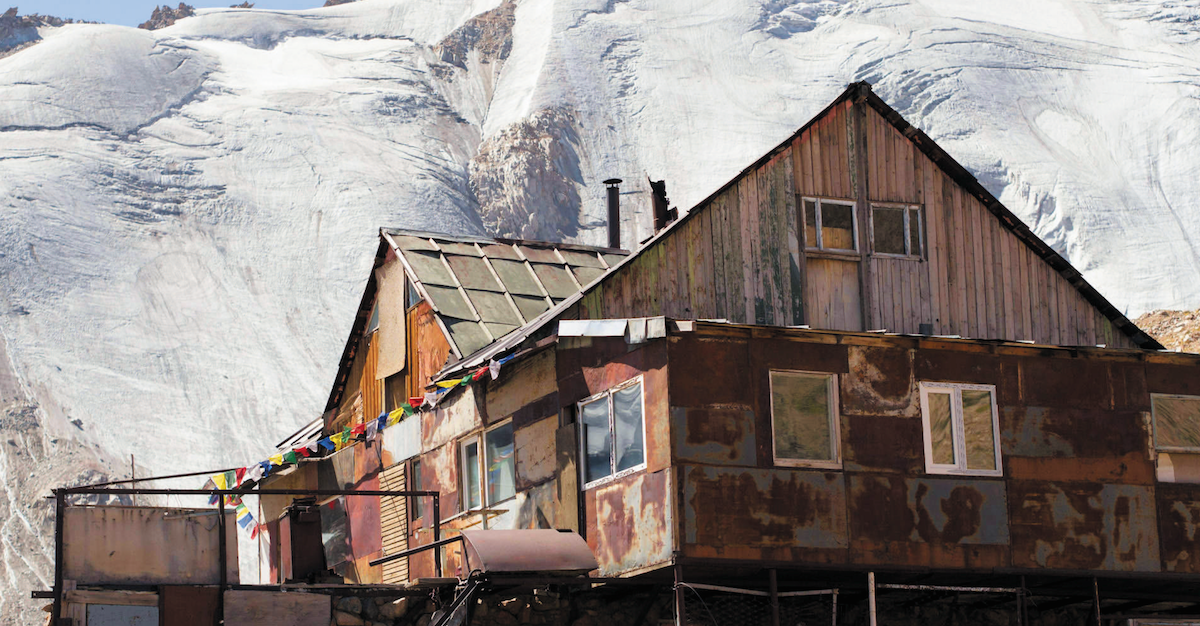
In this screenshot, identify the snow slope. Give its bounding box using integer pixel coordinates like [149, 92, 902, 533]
[2, 0, 1200, 620]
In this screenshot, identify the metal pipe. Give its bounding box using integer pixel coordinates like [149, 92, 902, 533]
[369, 535, 463, 567]
[769, 569, 780, 626]
[831, 589, 838, 626]
[1092, 577, 1101, 626]
[604, 178, 622, 249]
[61, 487, 438, 497]
[867, 572, 877, 626]
[433, 493, 442, 578]
[73, 466, 246, 489]
[674, 562, 685, 626]
[1018, 576, 1027, 626]
[52, 490, 64, 624]
[218, 495, 227, 623]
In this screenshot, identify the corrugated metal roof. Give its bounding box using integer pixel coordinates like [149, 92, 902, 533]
[382, 229, 628, 360]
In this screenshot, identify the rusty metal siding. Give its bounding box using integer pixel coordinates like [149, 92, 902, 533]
[1009, 480, 1159, 572]
[1156, 482, 1200, 573]
[682, 465, 847, 563]
[584, 469, 673, 576]
[672, 407, 757, 466]
[408, 300, 452, 399]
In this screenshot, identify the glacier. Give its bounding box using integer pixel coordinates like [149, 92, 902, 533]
[2, 0, 1199, 620]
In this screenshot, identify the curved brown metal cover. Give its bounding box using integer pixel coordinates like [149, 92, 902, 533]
[460, 530, 598, 575]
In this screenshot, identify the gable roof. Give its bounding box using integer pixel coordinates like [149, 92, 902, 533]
[431, 82, 1161, 380]
[324, 229, 627, 412]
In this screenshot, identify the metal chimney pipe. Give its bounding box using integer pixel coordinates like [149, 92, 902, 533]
[604, 178, 622, 249]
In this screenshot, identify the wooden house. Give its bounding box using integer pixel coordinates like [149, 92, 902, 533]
[253, 83, 1200, 624]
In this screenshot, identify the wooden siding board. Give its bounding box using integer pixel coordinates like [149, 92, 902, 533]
[724, 187, 747, 324]
[710, 199, 728, 320]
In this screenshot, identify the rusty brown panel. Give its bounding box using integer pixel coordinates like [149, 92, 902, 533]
[1007, 455, 1153, 485]
[423, 443, 459, 518]
[1156, 482, 1200, 573]
[584, 470, 673, 576]
[849, 475, 1010, 547]
[749, 335, 849, 374]
[1008, 479, 1160, 572]
[409, 301, 451, 397]
[852, 541, 1009, 570]
[672, 407, 757, 465]
[348, 473, 382, 560]
[683, 465, 847, 563]
[668, 335, 753, 407]
[913, 348, 1000, 385]
[1019, 356, 1114, 410]
[161, 586, 219, 626]
[1001, 406, 1149, 461]
[1147, 362, 1200, 396]
[556, 338, 667, 404]
[842, 414, 923, 474]
[842, 346, 918, 417]
[356, 438, 383, 482]
[509, 393, 558, 430]
[1110, 362, 1150, 411]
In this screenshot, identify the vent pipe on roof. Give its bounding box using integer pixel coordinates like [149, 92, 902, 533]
[604, 178, 622, 249]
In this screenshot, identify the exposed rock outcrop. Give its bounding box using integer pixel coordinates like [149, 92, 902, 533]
[1136, 309, 1200, 353]
[138, 3, 195, 30]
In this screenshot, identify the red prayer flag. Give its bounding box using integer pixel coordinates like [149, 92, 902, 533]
[350, 423, 365, 436]
[295, 447, 310, 458]
[234, 467, 247, 486]
[408, 396, 424, 407]
[472, 367, 487, 381]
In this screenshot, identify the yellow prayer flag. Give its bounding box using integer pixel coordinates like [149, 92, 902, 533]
[212, 473, 228, 490]
[268, 454, 284, 466]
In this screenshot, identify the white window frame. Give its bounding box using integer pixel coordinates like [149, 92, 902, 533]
[801, 197, 859, 253]
[768, 370, 842, 469]
[918, 382, 1003, 477]
[459, 419, 516, 511]
[1150, 393, 1200, 453]
[578, 376, 647, 490]
[869, 203, 923, 259]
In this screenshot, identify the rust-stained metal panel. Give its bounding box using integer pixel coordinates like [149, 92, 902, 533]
[585, 470, 673, 576]
[423, 384, 483, 451]
[487, 350, 556, 420]
[1147, 361, 1200, 397]
[1019, 357, 1116, 410]
[63, 506, 239, 585]
[161, 586, 219, 626]
[683, 466, 847, 562]
[1001, 405, 1154, 482]
[672, 407, 756, 465]
[346, 473, 382, 583]
[668, 336, 753, 407]
[841, 346, 918, 417]
[842, 414, 924, 474]
[1156, 482, 1200, 573]
[1009, 479, 1159, 572]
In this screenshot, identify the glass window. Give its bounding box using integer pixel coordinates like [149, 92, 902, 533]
[871, 204, 922, 257]
[1152, 395, 1200, 452]
[579, 378, 646, 487]
[485, 422, 516, 503]
[460, 439, 481, 510]
[919, 382, 1001, 475]
[770, 371, 840, 467]
[410, 459, 424, 522]
[460, 421, 517, 511]
[801, 197, 857, 252]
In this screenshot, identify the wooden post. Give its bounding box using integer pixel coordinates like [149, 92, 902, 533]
[867, 572, 878, 626]
[674, 562, 686, 626]
[1092, 577, 1101, 626]
[769, 568, 780, 626]
[831, 589, 838, 626]
[218, 495, 227, 624]
[850, 84, 876, 331]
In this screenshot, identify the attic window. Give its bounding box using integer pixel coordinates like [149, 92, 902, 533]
[872, 204, 922, 257]
[802, 197, 857, 252]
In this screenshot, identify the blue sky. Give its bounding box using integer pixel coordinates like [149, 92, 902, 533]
[27, 1, 319, 27]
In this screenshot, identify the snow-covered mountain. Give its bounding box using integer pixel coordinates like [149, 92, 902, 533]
[2, 0, 1200, 620]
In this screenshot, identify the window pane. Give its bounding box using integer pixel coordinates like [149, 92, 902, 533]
[1154, 396, 1200, 450]
[962, 389, 997, 470]
[462, 440, 481, 510]
[908, 208, 921, 255]
[927, 391, 955, 465]
[485, 423, 516, 503]
[873, 207, 906, 255]
[804, 199, 818, 248]
[411, 460, 424, 522]
[821, 202, 856, 250]
[771, 372, 834, 462]
[613, 383, 645, 472]
[581, 397, 612, 483]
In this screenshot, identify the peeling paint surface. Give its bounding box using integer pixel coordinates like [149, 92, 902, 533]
[672, 407, 757, 465]
[585, 470, 672, 576]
